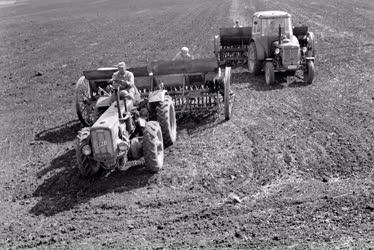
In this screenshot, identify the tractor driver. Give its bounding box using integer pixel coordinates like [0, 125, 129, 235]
[109, 61, 140, 103]
[233, 20, 241, 28]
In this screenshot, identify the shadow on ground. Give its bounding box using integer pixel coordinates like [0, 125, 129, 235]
[176, 110, 227, 135]
[30, 106, 231, 216]
[35, 120, 82, 144]
[31, 149, 154, 216]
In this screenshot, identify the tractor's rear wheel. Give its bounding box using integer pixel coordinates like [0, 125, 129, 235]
[304, 60, 315, 84]
[156, 95, 177, 147]
[76, 127, 100, 177]
[306, 32, 315, 57]
[75, 76, 96, 126]
[143, 121, 164, 173]
[248, 42, 261, 75]
[264, 62, 275, 85]
[224, 67, 232, 120]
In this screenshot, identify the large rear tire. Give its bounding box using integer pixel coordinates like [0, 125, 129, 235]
[75, 76, 96, 126]
[76, 127, 100, 177]
[224, 67, 232, 120]
[156, 95, 177, 147]
[264, 62, 275, 85]
[143, 121, 164, 173]
[248, 42, 261, 75]
[304, 61, 315, 84]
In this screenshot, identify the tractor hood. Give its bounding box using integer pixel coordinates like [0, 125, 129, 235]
[91, 102, 121, 131]
[90, 102, 127, 163]
[272, 35, 299, 48]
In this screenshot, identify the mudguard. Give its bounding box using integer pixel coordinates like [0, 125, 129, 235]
[96, 96, 112, 108]
[252, 38, 266, 61]
[293, 26, 308, 37]
[148, 90, 167, 103]
[306, 32, 315, 57]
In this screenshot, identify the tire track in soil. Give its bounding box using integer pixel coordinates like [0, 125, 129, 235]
[227, 0, 374, 197]
[226, 0, 302, 190]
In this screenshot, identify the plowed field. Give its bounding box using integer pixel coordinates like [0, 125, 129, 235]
[0, 0, 373, 248]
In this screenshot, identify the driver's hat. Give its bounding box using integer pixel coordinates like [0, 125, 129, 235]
[181, 47, 189, 53]
[115, 61, 126, 69]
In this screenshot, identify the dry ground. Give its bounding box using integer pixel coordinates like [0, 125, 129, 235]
[0, 0, 373, 248]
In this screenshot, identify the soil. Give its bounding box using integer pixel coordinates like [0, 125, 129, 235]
[0, 0, 373, 248]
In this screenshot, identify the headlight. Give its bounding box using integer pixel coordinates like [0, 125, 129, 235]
[275, 48, 280, 55]
[118, 140, 129, 151]
[302, 47, 307, 53]
[82, 145, 91, 156]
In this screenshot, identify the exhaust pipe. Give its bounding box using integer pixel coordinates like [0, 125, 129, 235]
[115, 86, 123, 119]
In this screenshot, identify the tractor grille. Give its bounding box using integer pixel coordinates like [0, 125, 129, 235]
[282, 47, 300, 65]
[91, 128, 114, 159]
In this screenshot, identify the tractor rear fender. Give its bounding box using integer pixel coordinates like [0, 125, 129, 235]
[149, 90, 167, 103]
[306, 32, 315, 57]
[96, 96, 112, 108]
[251, 39, 266, 61]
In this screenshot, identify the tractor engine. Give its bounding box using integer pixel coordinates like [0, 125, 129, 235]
[271, 26, 301, 70]
[89, 102, 130, 169]
[279, 43, 300, 66]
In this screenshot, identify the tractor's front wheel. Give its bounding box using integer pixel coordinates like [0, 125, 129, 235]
[304, 60, 315, 84]
[143, 121, 164, 173]
[75, 76, 97, 126]
[76, 127, 100, 177]
[156, 95, 177, 147]
[248, 42, 261, 75]
[264, 62, 275, 85]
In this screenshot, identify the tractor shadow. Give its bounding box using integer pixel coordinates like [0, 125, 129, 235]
[34, 120, 82, 178]
[35, 120, 82, 144]
[31, 112, 227, 216]
[231, 71, 309, 90]
[30, 149, 154, 216]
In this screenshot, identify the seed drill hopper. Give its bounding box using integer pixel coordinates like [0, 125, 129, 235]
[76, 58, 233, 128]
[214, 27, 252, 67]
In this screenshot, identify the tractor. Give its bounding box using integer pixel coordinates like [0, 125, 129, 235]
[75, 74, 176, 177]
[214, 11, 316, 85]
[75, 58, 232, 177]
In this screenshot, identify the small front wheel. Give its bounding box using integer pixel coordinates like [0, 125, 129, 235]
[76, 127, 100, 177]
[143, 121, 164, 173]
[264, 62, 275, 85]
[304, 60, 315, 84]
